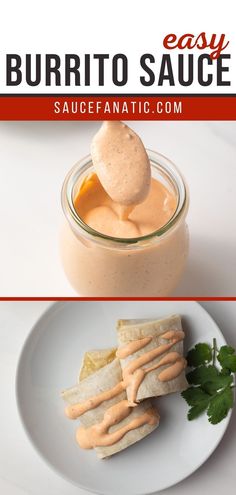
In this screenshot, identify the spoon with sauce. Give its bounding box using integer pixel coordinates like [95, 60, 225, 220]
[91, 121, 151, 211]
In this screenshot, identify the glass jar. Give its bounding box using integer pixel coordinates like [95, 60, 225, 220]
[60, 150, 189, 296]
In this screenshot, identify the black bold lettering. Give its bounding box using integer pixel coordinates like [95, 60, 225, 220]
[94, 54, 109, 85]
[84, 54, 90, 86]
[6, 54, 22, 86]
[46, 55, 61, 86]
[26, 54, 41, 86]
[158, 55, 174, 86]
[112, 54, 128, 86]
[65, 55, 80, 86]
[178, 54, 193, 86]
[140, 54, 155, 86]
[198, 54, 213, 86]
[217, 54, 230, 86]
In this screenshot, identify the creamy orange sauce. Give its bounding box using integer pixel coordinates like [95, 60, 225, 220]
[65, 382, 124, 419]
[76, 403, 159, 449]
[74, 173, 177, 238]
[91, 121, 151, 206]
[128, 368, 146, 405]
[122, 340, 182, 376]
[65, 333, 185, 418]
[61, 120, 189, 297]
[117, 336, 153, 359]
[157, 353, 186, 382]
[143, 351, 186, 380]
[117, 330, 185, 360]
[161, 330, 183, 341]
[117, 330, 186, 403]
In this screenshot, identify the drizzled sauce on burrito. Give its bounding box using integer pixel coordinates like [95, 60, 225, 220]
[65, 329, 186, 449]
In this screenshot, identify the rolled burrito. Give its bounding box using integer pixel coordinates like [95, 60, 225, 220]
[116, 314, 188, 404]
[61, 352, 159, 459]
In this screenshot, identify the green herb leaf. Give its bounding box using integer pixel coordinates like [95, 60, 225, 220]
[217, 346, 236, 373]
[220, 367, 231, 376]
[187, 365, 217, 386]
[188, 401, 210, 420]
[182, 386, 210, 406]
[203, 373, 233, 395]
[187, 365, 233, 394]
[182, 339, 235, 425]
[187, 343, 212, 367]
[207, 386, 234, 424]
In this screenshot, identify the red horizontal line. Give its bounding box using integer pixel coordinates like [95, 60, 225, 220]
[0, 297, 236, 302]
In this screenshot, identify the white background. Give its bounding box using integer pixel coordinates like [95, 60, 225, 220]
[0, 0, 236, 93]
[0, 300, 236, 495]
[0, 2, 236, 495]
[0, 120, 236, 296]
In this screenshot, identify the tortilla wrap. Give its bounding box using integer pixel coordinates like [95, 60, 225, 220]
[117, 314, 188, 402]
[61, 355, 159, 458]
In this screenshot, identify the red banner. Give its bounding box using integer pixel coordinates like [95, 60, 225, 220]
[0, 95, 235, 120]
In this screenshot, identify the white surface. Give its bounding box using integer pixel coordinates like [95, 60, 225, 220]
[0, 121, 236, 296]
[1, 301, 236, 495]
[0, 0, 235, 94]
[16, 301, 230, 495]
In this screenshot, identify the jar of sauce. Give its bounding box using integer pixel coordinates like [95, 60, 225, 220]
[60, 149, 189, 296]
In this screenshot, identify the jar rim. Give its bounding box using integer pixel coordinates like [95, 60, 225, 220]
[61, 149, 189, 246]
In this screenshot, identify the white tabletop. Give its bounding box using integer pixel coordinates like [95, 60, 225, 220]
[0, 121, 236, 297]
[0, 300, 236, 495]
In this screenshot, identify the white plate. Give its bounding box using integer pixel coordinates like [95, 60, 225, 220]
[16, 301, 231, 495]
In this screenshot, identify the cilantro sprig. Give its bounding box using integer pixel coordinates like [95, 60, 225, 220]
[181, 338, 235, 424]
